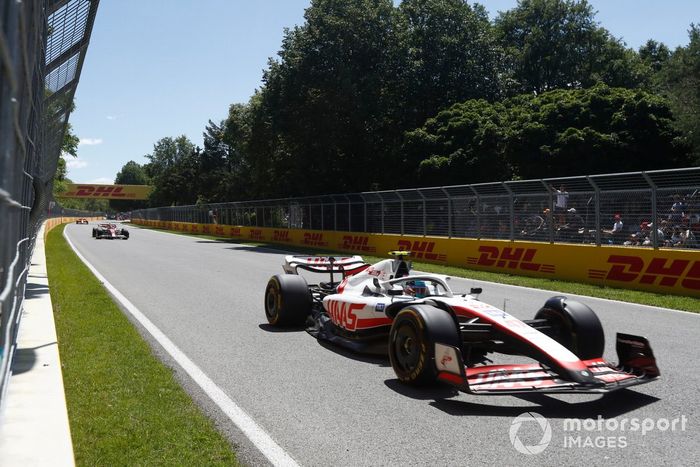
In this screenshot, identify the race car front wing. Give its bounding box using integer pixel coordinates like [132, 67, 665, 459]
[434, 333, 659, 395]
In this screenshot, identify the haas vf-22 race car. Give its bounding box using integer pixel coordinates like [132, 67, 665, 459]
[92, 223, 129, 240]
[264, 252, 659, 395]
[75, 218, 89, 224]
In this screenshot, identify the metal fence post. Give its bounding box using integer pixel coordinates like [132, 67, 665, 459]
[642, 172, 658, 249]
[541, 180, 555, 244]
[503, 182, 515, 241]
[469, 186, 480, 240]
[441, 188, 452, 238]
[397, 190, 404, 236]
[587, 176, 602, 246]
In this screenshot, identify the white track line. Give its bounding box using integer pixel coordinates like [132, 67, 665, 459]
[63, 227, 299, 467]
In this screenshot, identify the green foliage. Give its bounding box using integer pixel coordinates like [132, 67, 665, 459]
[139, 0, 699, 208]
[494, 0, 647, 93]
[654, 25, 700, 163]
[110, 161, 150, 211]
[406, 84, 692, 183]
[144, 136, 198, 206]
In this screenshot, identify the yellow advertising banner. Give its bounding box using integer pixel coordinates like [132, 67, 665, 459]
[61, 184, 152, 200]
[134, 219, 700, 298]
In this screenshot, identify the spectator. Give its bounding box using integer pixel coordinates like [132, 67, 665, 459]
[552, 184, 569, 224]
[557, 208, 584, 242]
[603, 214, 624, 244]
[668, 194, 685, 225]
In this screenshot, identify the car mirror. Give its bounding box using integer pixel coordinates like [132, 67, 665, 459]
[387, 288, 404, 296]
[470, 287, 482, 295]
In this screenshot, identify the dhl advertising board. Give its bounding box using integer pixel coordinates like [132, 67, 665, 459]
[61, 184, 153, 200]
[134, 219, 700, 298]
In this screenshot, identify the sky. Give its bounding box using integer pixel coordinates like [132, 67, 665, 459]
[67, 0, 700, 184]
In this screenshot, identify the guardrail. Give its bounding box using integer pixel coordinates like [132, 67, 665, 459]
[132, 166, 700, 250]
[0, 0, 99, 408]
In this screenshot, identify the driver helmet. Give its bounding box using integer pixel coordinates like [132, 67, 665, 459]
[412, 280, 429, 298]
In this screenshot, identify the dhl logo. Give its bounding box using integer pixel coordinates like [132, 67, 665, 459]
[230, 227, 242, 237]
[326, 300, 364, 331]
[341, 235, 376, 252]
[303, 232, 328, 247]
[203, 225, 212, 234]
[467, 246, 555, 273]
[274, 230, 292, 242]
[249, 229, 264, 240]
[397, 240, 446, 262]
[589, 255, 700, 290]
[72, 185, 128, 198]
[214, 226, 224, 236]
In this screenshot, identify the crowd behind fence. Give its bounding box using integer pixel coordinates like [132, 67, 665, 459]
[132, 167, 700, 251]
[0, 0, 99, 407]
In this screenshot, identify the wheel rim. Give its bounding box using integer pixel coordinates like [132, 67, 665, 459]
[392, 321, 421, 374]
[265, 286, 279, 320]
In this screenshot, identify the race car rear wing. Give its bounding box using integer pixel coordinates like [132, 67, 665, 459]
[282, 255, 369, 276]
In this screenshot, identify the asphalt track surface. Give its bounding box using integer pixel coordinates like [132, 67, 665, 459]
[65, 223, 699, 466]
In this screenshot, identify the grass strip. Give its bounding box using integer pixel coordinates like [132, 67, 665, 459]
[46, 224, 238, 466]
[133, 223, 700, 313]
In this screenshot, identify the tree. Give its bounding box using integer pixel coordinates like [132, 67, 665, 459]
[404, 99, 510, 185]
[252, 0, 399, 196]
[494, 0, 646, 94]
[109, 161, 149, 211]
[395, 0, 503, 129]
[405, 84, 692, 182]
[655, 25, 700, 163]
[144, 136, 198, 206]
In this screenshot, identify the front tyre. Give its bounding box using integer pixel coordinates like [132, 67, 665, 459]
[389, 305, 459, 385]
[535, 296, 604, 360]
[264, 274, 311, 326]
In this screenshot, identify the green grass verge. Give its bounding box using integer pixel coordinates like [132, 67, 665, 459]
[132, 223, 700, 313]
[46, 224, 238, 466]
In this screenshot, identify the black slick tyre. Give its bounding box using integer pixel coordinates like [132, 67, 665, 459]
[389, 305, 460, 385]
[535, 296, 604, 360]
[264, 274, 311, 326]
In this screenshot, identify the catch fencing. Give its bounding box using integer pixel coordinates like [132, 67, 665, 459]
[0, 0, 99, 407]
[132, 167, 700, 250]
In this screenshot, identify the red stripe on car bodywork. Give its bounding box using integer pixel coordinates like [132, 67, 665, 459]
[451, 303, 589, 374]
[355, 317, 392, 328]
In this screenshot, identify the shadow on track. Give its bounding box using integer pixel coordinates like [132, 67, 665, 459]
[258, 323, 307, 333]
[317, 340, 391, 367]
[384, 380, 659, 418]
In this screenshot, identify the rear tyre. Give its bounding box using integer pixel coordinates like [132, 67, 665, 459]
[389, 305, 460, 385]
[122, 230, 129, 240]
[535, 296, 604, 360]
[264, 274, 311, 326]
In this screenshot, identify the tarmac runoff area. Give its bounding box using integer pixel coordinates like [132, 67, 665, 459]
[0, 224, 74, 466]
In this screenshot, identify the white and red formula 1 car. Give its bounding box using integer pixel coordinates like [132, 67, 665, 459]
[264, 252, 659, 395]
[92, 223, 129, 240]
[75, 218, 89, 224]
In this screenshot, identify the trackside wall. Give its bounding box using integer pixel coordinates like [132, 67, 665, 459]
[133, 219, 700, 298]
